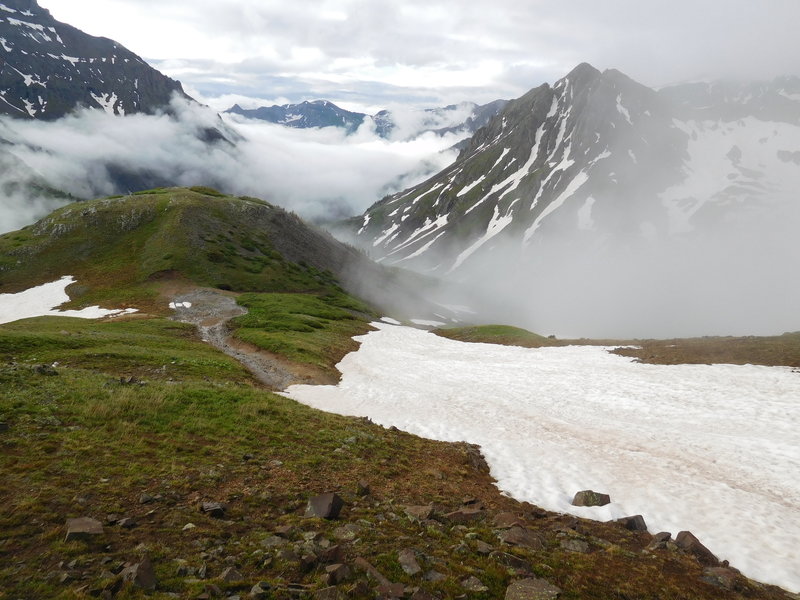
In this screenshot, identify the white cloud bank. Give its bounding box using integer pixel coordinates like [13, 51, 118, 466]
[0, 96, 463, 233]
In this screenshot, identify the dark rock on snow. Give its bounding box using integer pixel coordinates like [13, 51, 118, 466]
[571, 490, 611, 507]
[615, 514, 648, 531]
[676, 530, 719, 566]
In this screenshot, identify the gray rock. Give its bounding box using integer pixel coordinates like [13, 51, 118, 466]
[701, 566, 739, 590]
[260, 535, 287, 549]
[461, 576, 489, 592]
[560, 539, 590, 553]
[220, 566, 243, 582]
[249, 582, 271, 599]
[120, 556, 157, 592]
[64, 517, 104, 542]
[325, 563, 352, 585]
[398, 548, 422, 576]
[356, 480, 371, 496]
[499, 526, 545, 550]
[489, 551, 530, 571]
[443, 507, 485, 524]
[405, 505, 433, 522]
[305, 493, 344, 519]
[424, 570, 447, 582]
[200, 501, 226, 518]
[675, 531, 719, 566]
[118, 517, 138, 529]
[494, 512, 525, 529]
[377, 582, 405, 598]
[615, 515, 647, 531]
[571, 490, 610, 507]
[475, 540, 493, 555]
[313, 587, 339, 600]
[505, 578, 562, 600]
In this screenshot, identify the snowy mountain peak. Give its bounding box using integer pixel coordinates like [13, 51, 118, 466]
[350, 64, 800, 283]
[0, 1, 188, 119]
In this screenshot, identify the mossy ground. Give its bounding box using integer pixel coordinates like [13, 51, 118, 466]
[436, 325, 800, 368]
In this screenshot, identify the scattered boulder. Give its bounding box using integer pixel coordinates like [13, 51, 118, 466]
[220, 566, 243, 582]
[118, 517, 138, 529]
[615, 515, 647, 532]
[305, 493, 344, 520]
[398, 548, 422, 576]
[249, 582, 271, 599]
[560, 539, 590, 553]
[120, 556, 157, 592]
[457, 442, 490, 473]
[701, 566, 739, 591]
[675, 531, 719, 566]
[325, 563, 352, 585]
[571, 490, 610, 507]
[499, 526, 545, 550]
[200, 502, 226, 518]
[505, 578, 562, 600]
[313, 587, 339, 600]
[462, 576, 489, 592]
[494, 512, 525, 529]
[64, 517, 104, 542]
[646, 531, 672, 551]
[404, 505, 433, 522]
[356, 480, 371, 496]
[443, 507, 484, 524]
[475, 540, 493, 555]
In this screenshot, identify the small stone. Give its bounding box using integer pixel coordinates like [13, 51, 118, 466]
[356, 480, 371, 496]
[499, 526, 545, 550]
[200, 502, 226, 518]
[615, 515, 647, 532]
[443, 507, 484, 524]
[354, 557, 391, 586]
[274, 524, 295, 537]
[139, 493, 157, 505]
[410, 591, 436, 600]
[405, 505, 433, 522]
[260, 535, 287, 549]
[120, 557, 157, 592]
[571, 490, 610, 507]
[505, 578, 562, 600]
[461, 576, 488, 592]
[494, 512, 524, 529]
[560, 539, 590, 553]
[489, 551, 530, 571]
[333, 523, 360, 541]
[305, 493, 344, 520]
[34, 363, 58, 376]
[65, 517, 104, 542]
[219, 566, 243, 582]
[106, 514, 120, 525]
[701, 566, 739, 590]
[475, 540, 493, 555]
[424, 570, 447, 582]
[182, 523, 197, 531]
[325, 563, 352, 585]
[398, 548, 422, 576]
[313, 587, 339, 600]
[249, 582, 271, 599]
[675, 531, 719, 566]
[118, 517, 138, 529]
[377, 582, 405, 598]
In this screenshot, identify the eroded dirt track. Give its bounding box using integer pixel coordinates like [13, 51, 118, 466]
[169, 289, 301, 390]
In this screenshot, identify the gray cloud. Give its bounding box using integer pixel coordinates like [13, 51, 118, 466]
[0, 96, 462, 234]
[41, 1, 800, 109]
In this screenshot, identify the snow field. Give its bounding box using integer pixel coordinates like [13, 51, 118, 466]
[284, 323, 800, 592]
[0, 276, 137, 324]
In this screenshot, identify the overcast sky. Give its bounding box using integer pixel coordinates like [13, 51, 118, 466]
[37, 1, 800, 111]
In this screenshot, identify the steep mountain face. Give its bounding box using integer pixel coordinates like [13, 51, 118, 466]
[0, 0, 188, 119]
[352, 64, 800, 275]
[227, 100, 367, 134]
[226, 98, 509, 140]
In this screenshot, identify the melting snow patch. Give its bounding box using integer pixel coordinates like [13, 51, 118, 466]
[284, 324, 800, 593]
[169, 301, 193, 310]
[0, 276, 138, 325]
[409, 319, 446, 327]
[380, 317, 401, 325]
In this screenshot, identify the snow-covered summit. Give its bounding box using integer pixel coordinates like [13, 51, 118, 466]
[0, 0, 188, 119]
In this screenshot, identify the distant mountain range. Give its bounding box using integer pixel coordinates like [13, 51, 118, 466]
[226, 99, 509, 139]
[350, 63, 800, 274]
[0, 0, 188, 119]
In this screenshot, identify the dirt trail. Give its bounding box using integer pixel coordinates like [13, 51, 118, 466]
[169, 289, 306, 390]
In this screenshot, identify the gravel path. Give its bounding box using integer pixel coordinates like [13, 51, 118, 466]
[169, 289, 297, 390]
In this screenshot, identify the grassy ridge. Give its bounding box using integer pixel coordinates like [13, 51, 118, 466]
[436, 324, 800, 367]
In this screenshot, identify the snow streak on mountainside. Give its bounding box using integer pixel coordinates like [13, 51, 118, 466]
[353, 64, 800, 275]
[0, 0, 188, 119]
